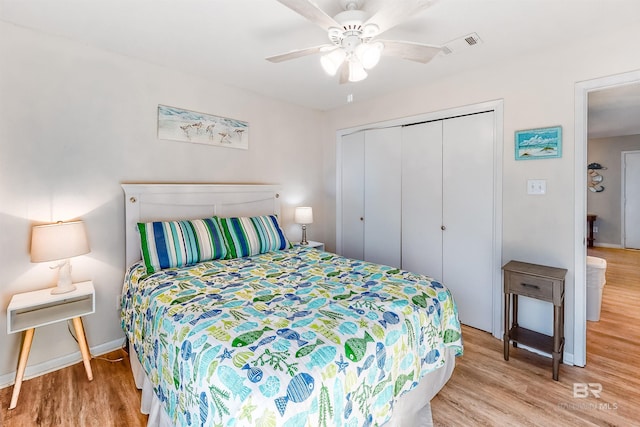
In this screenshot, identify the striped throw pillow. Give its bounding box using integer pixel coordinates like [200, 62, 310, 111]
[137, 217, 227, 274]
[218, 215, 290, 259]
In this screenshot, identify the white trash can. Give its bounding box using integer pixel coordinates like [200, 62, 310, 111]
[586, 256, 607, 321]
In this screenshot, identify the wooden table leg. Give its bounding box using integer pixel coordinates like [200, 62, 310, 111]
[9, 328, 35, 410]
[560, 302, 565, 364]
[552, 305, 562, 381]
[503, 293, 510, 360]
[512, 295, 519, 348]
[71, 317, 93, 381]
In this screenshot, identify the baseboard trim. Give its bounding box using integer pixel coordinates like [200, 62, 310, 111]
[593, 243, 622, 249]
[0, 337, 125, 389]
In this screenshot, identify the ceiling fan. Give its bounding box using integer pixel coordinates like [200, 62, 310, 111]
[266, 0, 442, 83]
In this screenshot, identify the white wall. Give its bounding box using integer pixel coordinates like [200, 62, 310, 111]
[0, 22, 324, 384]
[322, 23, 640, 361]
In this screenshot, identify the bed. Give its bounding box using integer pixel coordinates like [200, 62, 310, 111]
[120, 184, 463, 427]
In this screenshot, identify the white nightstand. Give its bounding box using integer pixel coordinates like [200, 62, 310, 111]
[6, 281, 95, 409]
[297, 241, 324, 251]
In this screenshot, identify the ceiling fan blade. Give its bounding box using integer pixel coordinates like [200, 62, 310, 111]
[338, 61, 349, 85]
[364, 0, 437, 35]
[266, 44, 333, 63]
[379, 40, 441, 64]
[275, 0, 340, 30]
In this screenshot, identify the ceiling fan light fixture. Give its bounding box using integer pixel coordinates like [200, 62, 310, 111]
[320, 49, 347, 76]
[356, 41, 384, 69]
[348, 59, 368, 82]
[269, 0, 442, 85]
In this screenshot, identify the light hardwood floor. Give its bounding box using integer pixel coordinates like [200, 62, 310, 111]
[432, 247, 640, 426]
[1, 248, 638, 426]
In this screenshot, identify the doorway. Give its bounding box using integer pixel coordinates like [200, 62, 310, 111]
[574, 70, 640, 366]
[622, 151, 640, 249]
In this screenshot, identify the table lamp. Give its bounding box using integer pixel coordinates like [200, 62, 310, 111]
[30, 221, 90, 294]
[294, 207, 313, 245]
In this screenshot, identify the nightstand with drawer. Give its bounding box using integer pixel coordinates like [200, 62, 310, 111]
[502, 260, 567, 381]
[6, 281, 95, 409]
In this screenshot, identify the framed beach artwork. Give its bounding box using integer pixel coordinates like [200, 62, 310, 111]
[157, 105, 249, 150]
[515, 126, 562, 160]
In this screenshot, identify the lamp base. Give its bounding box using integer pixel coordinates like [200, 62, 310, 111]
[301, 225, 308, 245]
[51, 259, 76, 294]
[51, 283, 77, 295]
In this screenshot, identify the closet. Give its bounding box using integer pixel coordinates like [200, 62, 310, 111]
[341, 127, 402, 268]
[339, 111, 496, 333]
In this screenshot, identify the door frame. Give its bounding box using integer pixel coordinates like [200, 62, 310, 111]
[336, 99, 504, 339]
[621, 150, 640, 249]
[574, 69, 640, 367]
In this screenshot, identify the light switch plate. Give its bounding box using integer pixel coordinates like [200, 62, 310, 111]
[527, 179, 546, 195]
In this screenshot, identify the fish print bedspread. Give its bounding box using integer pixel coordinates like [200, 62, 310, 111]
[121, 245, 463, 427]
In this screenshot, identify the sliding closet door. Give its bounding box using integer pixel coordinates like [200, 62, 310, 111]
[341, 132, 365, 260]
[442, 112, 494, 332]
[364, 127, 402, 268]
[401, 121, 444, 279]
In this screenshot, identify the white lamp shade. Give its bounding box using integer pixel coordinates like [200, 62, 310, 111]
[294, 207, 313, 225]
[320, 49, 346, 76]
[348, 60, 368, 82]
[31, 221, 90, 263]
[356, 42, 384, 70]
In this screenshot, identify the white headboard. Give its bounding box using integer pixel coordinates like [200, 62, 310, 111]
[121, 183, 282, 266]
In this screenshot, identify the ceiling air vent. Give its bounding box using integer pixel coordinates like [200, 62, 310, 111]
[465, 35, 478, 45]
[442, 32, 482, 55]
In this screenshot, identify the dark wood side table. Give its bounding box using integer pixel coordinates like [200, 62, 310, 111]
[587, 214, 597, 248]
[502, 260, 567, 381]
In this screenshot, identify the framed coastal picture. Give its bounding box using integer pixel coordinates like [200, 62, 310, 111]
[515, 126, 562, 160]
[157, 105, 249, 150]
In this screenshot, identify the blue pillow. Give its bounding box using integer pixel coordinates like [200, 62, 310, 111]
[137, 217, 227, 274]
[218, 215, 290, 259]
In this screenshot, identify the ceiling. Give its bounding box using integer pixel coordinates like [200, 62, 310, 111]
[588, 83, 640, 139]
[1, 0, 640, 137]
